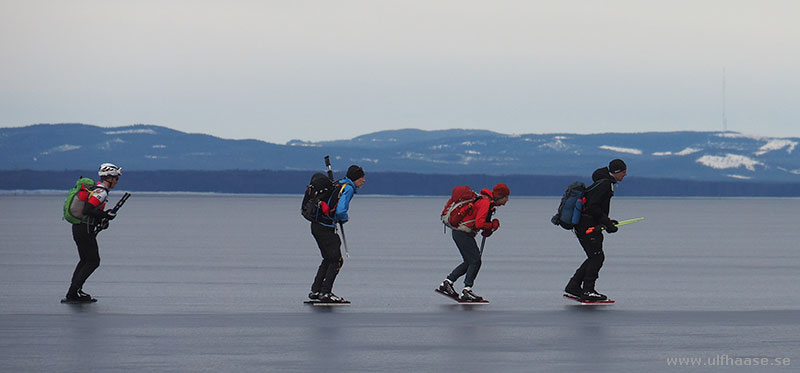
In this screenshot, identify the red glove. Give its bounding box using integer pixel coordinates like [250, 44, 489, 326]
[481, 229, 493, 237]
[490, 219, 499, 231]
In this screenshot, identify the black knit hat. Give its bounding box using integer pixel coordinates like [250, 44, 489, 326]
[609, 159, 627, 174]
[346, 165, 365, 181]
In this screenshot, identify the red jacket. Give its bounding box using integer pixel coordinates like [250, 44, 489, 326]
[462, 189, 495, 232]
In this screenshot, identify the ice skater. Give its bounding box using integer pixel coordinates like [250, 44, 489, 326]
[564, 159, 627, 301]
[64, 163, 122, 303]
[308, 165, 365, 304]
[437, 183, 509, 302]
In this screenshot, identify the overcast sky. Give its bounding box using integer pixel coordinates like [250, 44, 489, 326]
[1, 0, 798, 143]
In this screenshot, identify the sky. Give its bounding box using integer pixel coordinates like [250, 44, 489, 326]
[1, 0, 798, 144]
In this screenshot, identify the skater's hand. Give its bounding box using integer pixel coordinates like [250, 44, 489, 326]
[105, 210, 116, 220]
[481, 229, 493, 237]
[490, 219, 500, 231]
[600, 216, 616, 233]
[610, 219, 619, 226]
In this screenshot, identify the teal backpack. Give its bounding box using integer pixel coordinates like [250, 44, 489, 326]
[63, 177, 97, 224]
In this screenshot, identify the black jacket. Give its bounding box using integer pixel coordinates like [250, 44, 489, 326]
[579, 167, 616, 229]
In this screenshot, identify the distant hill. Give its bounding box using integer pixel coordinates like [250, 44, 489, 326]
[1, 123, 799, 182]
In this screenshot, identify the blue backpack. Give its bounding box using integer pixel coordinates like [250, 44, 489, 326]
[551, 181, 599, 230]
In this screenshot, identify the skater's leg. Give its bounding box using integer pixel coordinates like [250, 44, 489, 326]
[452, 230, 482, 288]
[577, 232, 604, 291]
[69, 223, 100, 296]
[311, 223, 342, 294]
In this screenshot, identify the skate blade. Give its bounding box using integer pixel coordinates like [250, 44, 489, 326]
[304, 300, 351, 306]
[563, 293, 615, 305]
[61, 298, 97, 304]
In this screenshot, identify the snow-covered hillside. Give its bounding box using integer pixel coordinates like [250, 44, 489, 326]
[2, 124, 798, 182]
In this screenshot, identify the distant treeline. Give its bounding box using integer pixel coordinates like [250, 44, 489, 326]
[2, 169, 800, 197]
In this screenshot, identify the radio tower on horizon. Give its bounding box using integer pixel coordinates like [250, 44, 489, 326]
[722, 68, 728, 132]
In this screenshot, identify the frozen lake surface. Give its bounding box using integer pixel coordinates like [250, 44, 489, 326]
[1, 194, 798, 371]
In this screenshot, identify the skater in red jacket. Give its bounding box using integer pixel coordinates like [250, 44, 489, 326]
[437, 183, 509, 302]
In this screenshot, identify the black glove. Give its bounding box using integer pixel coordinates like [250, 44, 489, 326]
[602, 217, 618, 233]
[611, 219, 619, 225]
[104, 210, 117, 220]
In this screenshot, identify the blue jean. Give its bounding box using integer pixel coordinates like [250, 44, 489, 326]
[447, 230, 482, 288]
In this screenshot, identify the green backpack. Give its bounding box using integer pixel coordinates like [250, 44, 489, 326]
[63, 177, 97, 224]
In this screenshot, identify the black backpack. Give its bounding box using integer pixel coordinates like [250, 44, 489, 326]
[301, 173, 346, 225]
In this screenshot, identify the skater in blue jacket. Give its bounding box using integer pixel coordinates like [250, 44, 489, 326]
[308, 165, 366, 303]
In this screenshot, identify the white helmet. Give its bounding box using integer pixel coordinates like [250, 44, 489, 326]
[98, 163, 122, 177]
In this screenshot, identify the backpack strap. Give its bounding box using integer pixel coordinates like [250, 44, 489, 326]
[581, 180, 606, 200]
[90, 183, 109, 192]
[326, 183, 349, 214]
[584, 180, 602, 192]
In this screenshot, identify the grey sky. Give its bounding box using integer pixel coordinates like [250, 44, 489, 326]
[2, 0, 798, 143]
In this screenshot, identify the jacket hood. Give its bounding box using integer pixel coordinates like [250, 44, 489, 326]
[480, 188, 493, 199]
[592, 167, 616, 183]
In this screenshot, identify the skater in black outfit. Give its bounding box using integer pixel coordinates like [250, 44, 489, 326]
[564, 159, 627, 301]
[308, 165, 365, 303]
[65, 163, 122, 302]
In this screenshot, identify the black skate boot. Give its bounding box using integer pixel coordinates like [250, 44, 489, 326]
[581, 289, 608, 301]
[319, 292, 347, 303]
[437, 279, 458, 298]
[64, 288, 94, 303]
[76, 289, 93, 301]
[460, 287, 484, 302]
[308, 291, 321, 300]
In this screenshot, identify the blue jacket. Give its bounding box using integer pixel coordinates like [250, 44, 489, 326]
[333, 178, 357, 224]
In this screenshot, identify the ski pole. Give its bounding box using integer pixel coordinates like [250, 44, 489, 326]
[324, 156, 349, 257]
[324, 155, 334, 181]
[110, 192, 131, 213]
[585, 217, 645, 234]
[94, 192, 132, 235]
[339, 222, 350, 258]
[479, 205, 497, 255]
[615, 217, 645, 226]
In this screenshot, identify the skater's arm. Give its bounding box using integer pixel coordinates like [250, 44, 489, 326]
[585, 181, 614, 229]
[334, 184, 355, 223]
[82, 199, 114, 219]
[83, 190, 114, 219]
[471, 199, 493, 230]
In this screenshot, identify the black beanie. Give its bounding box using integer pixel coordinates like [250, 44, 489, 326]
[609, 159, 627, 174]
[346, 165, 365, 181]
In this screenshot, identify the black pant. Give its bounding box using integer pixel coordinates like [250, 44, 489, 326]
[567, 230, 605, 292]
[447, 230, 482, 288]
[310, 222, 343, 294]
[69, 223, 100, 293]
